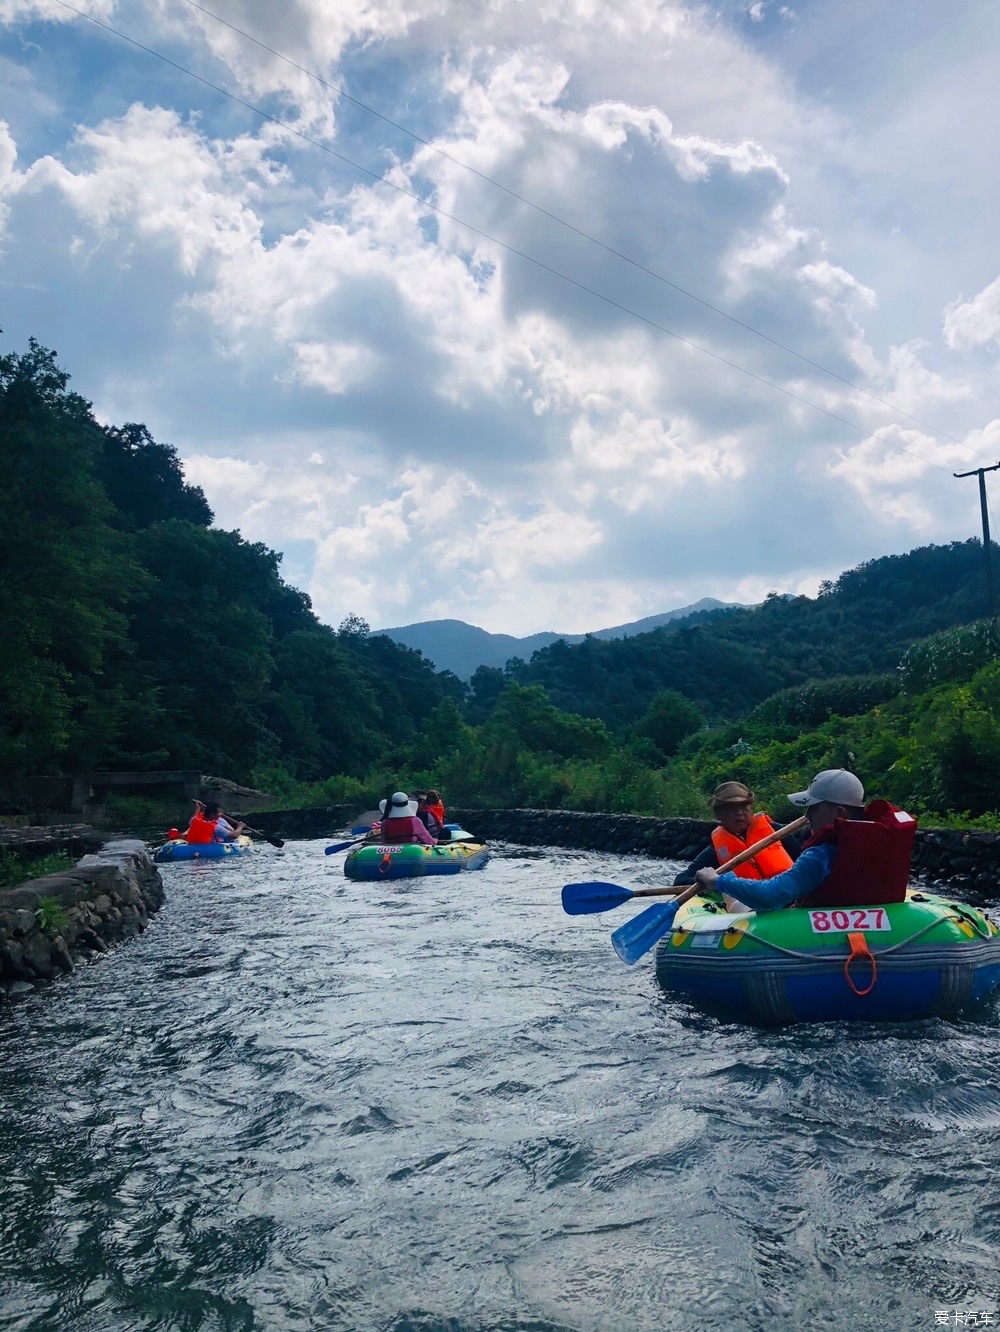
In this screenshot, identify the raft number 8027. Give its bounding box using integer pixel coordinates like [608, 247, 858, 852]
[809, 908, 891, 933]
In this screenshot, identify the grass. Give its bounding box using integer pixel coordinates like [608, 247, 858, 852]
[0, 849, 75, 890]
[34, 896, 70, 935]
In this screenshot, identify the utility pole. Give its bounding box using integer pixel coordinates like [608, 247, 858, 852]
[954, 461, 1000, 619]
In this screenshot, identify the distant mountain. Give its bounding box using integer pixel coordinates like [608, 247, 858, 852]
[377, 598, 734, 678]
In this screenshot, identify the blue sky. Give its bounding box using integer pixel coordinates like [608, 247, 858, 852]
[2, 0, 999, 633]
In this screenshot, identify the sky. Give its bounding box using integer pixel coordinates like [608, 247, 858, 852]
[2, 0, 1000, 635]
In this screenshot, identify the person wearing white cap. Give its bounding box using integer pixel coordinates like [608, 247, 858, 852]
[694, 768, 915, 913]
[378, 791, 437, 846]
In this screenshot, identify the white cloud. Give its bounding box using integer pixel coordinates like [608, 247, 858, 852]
[2, 0, 999, 633]
[944, 276, 1000, 353]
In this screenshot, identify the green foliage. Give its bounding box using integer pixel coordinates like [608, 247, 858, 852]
[747, 674, 900, 728]
[34, 896, 70, 936]
[899, 619, 1000, 692]
[515, 542, 995, 728]
[0, 338, 470, 786]
[632, 690, 704, 759]
[0, 850, 74, 890]
[10, 335, 1000, 830]
[98, 422, 213, 530]
[466, 665, 507, 724]
[0, 340, 144, 772]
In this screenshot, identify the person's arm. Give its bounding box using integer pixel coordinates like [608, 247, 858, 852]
[697, 844, 837, 912]
[412, 819, 437, 846]
[673, 843, 718, 886]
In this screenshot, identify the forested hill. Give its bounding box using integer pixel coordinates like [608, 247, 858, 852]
[6, 334, 999, 821]
[1, 340, 462, 785]
[511, 542, 996, 728]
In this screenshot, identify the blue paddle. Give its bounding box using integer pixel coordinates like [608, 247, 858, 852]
[325, 831, 372, 855]
[326, 840, 359, 855]
[611, 888, 697, 964]
[562, 881, 682, 915]
[607, 815, 806, 965]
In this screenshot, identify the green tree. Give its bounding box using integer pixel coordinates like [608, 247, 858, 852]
[0, 340, 143, 773]
[633, 690, 704, 760]
[98, 422, 213, 529]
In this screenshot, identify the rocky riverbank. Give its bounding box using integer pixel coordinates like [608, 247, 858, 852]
[0, 823, 106, 859]
[251, 805, 1000, 898]
[0, 840, 164, 993]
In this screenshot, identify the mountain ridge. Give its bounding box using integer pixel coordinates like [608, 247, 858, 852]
[377, 598, 734, 678]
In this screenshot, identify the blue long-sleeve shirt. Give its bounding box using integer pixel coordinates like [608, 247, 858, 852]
[716, 843, 837, 912]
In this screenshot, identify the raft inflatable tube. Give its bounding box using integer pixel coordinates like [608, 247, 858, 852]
[344, 832, 488, 881]
[654, 889, 1000, 1025]
[153, 834, 253, 864]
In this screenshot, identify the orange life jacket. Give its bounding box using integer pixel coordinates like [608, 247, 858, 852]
[428, 801, 446, 826]
[712, 813, 794, 880]
[185, 812, 217, 845]
[796, 800, 916, 908]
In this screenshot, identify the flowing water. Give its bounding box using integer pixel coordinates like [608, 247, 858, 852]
[2, 839, 1000, 1332]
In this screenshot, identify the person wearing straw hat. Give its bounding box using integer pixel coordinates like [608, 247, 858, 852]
[672, 781, 800, 890]
[378, 791, 437, 846]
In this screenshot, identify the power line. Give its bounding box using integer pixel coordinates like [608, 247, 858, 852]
[48, 0, 956, 475]
[177, 0, 991, 461]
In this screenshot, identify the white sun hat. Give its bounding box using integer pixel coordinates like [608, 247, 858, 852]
[379, 791, 418, 818]
[787, 769, 865, 808]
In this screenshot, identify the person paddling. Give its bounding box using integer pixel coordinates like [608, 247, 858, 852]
[210, 804, 245, 841]
[184, 799, 244, 844]
[674, 782, 800, 908]
[694, 769, 916, 913]
[378, 792, 436, 846]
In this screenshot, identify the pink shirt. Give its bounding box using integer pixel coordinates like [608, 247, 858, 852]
[381, 816, 436, 846]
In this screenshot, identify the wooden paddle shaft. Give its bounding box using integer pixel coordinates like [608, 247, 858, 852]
[628, 815, 809, 900]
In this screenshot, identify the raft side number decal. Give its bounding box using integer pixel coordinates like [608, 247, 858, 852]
[809, 908, 891, 933]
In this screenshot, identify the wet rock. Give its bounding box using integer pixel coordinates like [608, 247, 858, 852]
[0, 840, 165, 995]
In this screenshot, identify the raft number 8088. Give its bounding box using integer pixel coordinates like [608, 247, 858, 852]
[809, 908, 892, 933]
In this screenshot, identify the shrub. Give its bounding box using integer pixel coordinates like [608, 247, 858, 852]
[899, 620, 1000, 692]
[748, 675, 900, 728]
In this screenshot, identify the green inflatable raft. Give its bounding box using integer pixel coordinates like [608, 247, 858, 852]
[654, 889, 1000, 1024]
[344, 833, 488, 880]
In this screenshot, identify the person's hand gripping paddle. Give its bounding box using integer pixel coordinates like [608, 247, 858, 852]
[599, 815, 807, 965]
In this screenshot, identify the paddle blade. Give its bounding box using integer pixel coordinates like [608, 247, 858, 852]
[561, 881, 634, 915]
[611, 899, 681, 965]
[325, 838, 360, 855]
[350, 823, 374, 836]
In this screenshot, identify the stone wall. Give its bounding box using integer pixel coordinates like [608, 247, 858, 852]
[0, 840, 165, 993]
[0, 823, 105, 859]
[228, 804, 1000, 899]
[449, 808, 1000, 900]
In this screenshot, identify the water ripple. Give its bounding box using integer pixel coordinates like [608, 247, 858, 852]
[2, 840, 1000, 1330]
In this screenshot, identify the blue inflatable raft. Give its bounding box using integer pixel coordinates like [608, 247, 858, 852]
[153, 834, 252, 864]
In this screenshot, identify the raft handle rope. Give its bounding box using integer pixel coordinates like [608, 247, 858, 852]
[947, 904, 993, 939]
[844, 932, 877, 996]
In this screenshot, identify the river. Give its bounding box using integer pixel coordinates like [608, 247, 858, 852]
[2, 839, 999, 1331]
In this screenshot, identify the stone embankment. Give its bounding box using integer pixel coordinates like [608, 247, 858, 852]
[0, 823, 105, 859]
[251, 805, 1000, 899]
[0, 840, 164, 992]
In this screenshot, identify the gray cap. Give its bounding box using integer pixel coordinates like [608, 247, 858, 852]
[787, 769, 865, 808]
